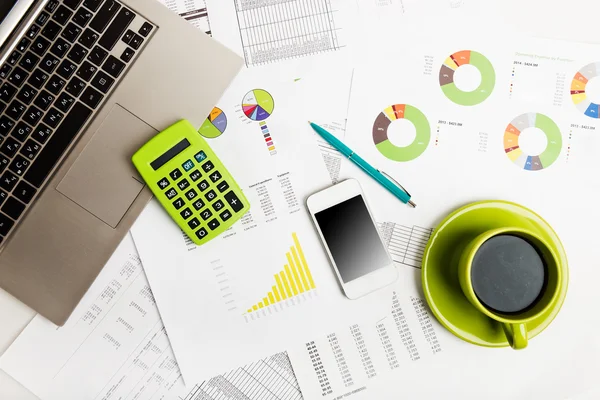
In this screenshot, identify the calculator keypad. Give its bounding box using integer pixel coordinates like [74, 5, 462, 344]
[152, 148, 246, 243]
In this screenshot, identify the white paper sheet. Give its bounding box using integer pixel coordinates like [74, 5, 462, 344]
[0, 234, 305, 400]
[158, 0, 212, 35]
[130, 69, 397, 383]
[296, 31, 600, 399]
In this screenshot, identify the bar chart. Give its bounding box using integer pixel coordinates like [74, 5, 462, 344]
[246, 233, 316, 315]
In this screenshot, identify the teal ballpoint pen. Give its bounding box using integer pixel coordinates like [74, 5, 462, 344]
[309, 122, 416, 208]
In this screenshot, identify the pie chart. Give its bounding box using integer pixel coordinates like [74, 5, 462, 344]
[504, 113, 562, 171]
[439, 50, 495, 106]
[571, 62, 600, 119]
[372, 104, 430, 162]
[199, 107, 227, 138]
[242, 89, 274, 121]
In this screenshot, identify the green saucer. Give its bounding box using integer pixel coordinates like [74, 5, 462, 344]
[422, 200, 569, 347]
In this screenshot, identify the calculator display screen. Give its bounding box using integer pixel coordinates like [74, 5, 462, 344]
[150, 138, 191, 170]
[314, 195, 390, 283]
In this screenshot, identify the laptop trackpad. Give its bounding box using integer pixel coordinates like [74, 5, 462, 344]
[57, 105, 157, 228]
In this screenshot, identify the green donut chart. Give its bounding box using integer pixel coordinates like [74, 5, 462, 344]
[504, 113, 562, 171]
[372, 104, 430, 162]
[439, 50, 495, 106]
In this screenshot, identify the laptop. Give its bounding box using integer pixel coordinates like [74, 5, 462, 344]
[0, 0, 242, 325]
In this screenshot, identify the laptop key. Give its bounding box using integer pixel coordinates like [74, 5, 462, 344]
[8, 67, 28, 87]
[11, 122, 32, 142]
[88, 46, 108, 66]
[13, 181, 36, 204]
[18, 51, 40, 72]
[40, 53, 60, 73]
[138, 22, 153, 37]
[17, 84, 38, 104]
[16, 38, 31, 52]
[0, 116, 15, 136]
[77, 61, 97, 81]
[41, 20, 61, 41]
[0, 102, 5, 114]
[28, 69, 48, 89]
[121, 29, 134, 45]
[130, 34, 143, 50]
[50, 38, 71, 58]
[99, 7, 136, 51]
[67, 44, 89, 64]
[0, 171, 19, 191]
[2, 197, 26, 220]
[7, 51, 21, 66]
[42, 107, 64, 128]
[35, 11, 51, 26]
[79, 29, 99, 49]
[0, 83, 17, 102]
[120, 47, 134, 63]
[65, 77, 86, 96]
[102, 55, 125, 78]
[57, 60, 77, 79]
[6, 100, 26, 120]
[20, 139, 41, 160]
[83, 0, 103, 12]
[26, 25, 40, 39]
[73, 8, 93, 28]
[0, 213, 14, 236]
[0, 64, 11, 79]
[90, 1, 121, 33]
[31, 36, 50, 57]
[62, 23, 82, 43]
[32, 124, 52, 144]
[34, 90, 55, 111]
[64, 0, 84, 10]
[46, 75, 66, 95]
[24, 102, 92, 187]
[9, 155, 30, 176]
[0, 190, 7, 205]
[55, 93, 75, 112]
[52, 6, 73, 26]
[23, 106, 43, 126]
[90, 70, 114, 93]
[45, 0, 60, 13]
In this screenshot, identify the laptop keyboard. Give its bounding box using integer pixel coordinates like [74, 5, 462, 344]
[0, 0, 155, 243]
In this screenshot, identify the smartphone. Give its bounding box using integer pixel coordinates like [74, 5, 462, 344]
[307, 179, 398, 299]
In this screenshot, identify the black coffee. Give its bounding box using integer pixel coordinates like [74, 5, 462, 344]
[471, 235, 546, 314]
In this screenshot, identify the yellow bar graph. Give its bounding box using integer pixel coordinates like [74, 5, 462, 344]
[275, 274, 288, 299]
[287, 252, 305, 293]
[284, 264, 298, 295]
[273, 286, 281, 302]
[246, 233, 317, 314]
[294, 232, 315, 289]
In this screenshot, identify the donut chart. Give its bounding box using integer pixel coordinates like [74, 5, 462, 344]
[504, 113, 562, 171]
[372, 104, 430, 162]
[439, 50, 495, 106]
[242, 89, 274, 121]
[199, 107, 227, 138]
[571, 62, 600, 119]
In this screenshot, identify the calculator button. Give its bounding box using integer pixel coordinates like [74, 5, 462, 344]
[209, 170, 222, 183]
[197, 179, 209, 192]
[172, 197, 184, 210]
[182, 159, 194, 171]
[169, 168, 182, 180]
[189, 169, 201, 182]
[194, 150, 207, 163]
[212, 200, 225, 212]
[200, 208, 212, 221]
[187, 217, 200, 229]
[192, 198, 205, 210]
[179, 207, 192, 220]
[220, 209, 232, 222]
[201, 160, 214, 173]
[216, 180, 230, 193]
[195, 227, 208, 240]
[185, 188, 198, 200]
[157, 177, 169, 190]
[204, 190, 217, 202]
[165, 188, 177, 200]
[176, 178, 190, 191]
[207, 218, 220, 230]
[224, 191, 244, 213]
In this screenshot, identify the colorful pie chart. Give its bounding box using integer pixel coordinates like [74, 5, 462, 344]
[439, 50, 495, 106]
[242, 89, 274, 121]
[504, 113, 562, 171]
[199, 107, 227, 138]
[372, 104, 430, 162]
[571, 62, 600, 119]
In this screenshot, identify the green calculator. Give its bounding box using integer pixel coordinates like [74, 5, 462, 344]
[132, 120, 250, 245]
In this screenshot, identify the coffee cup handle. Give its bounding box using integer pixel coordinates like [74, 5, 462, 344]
[502, 323, 528, 350]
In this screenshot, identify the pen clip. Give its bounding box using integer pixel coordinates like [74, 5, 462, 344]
[378, 170, 411, 197]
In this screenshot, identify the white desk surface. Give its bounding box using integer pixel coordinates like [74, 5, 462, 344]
[2, 1, 600, 398]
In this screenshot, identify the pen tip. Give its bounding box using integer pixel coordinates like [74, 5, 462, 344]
[408, 200, 417, 208]
[308, 121, 313, 125]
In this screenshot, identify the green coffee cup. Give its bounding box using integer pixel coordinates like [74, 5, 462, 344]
[457, 227, 563, 350]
